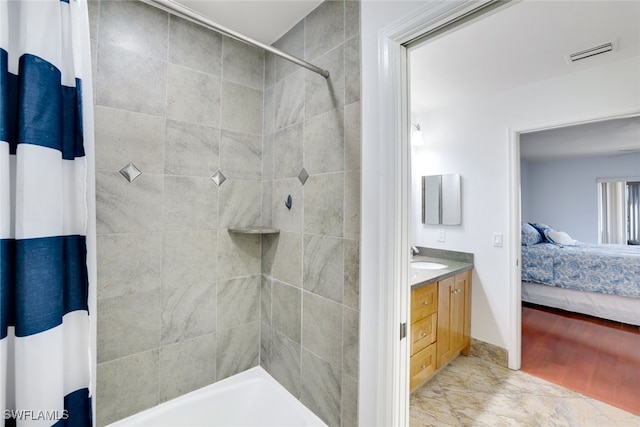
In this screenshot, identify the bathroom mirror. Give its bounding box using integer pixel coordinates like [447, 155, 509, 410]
[422, 174, 461, 225]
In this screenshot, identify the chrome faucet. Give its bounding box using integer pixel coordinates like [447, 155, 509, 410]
[410, 246, 420, 257]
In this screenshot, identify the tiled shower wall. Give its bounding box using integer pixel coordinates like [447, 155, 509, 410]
[89, 1, 360, 426]
[260, 1, 361, 426]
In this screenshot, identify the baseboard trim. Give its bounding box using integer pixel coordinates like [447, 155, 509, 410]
[470, 338, 508, 368]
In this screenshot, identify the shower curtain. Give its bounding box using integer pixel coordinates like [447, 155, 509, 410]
[0, 0, 95, 426]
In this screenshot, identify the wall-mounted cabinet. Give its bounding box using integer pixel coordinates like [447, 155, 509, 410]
[409, 270, 471, 392]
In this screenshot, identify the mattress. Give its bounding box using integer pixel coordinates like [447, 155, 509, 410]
[522, 281, 640, 326]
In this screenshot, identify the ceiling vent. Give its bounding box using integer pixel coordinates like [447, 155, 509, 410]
[567, 42, 615, 62]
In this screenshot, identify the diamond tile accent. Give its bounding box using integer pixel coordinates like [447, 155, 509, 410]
[210, 170, 227, 186]
[119, 162, 142, 182]
[298, 167, 309, 185]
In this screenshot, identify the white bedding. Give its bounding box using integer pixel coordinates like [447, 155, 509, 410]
[522, 281, 640, 326]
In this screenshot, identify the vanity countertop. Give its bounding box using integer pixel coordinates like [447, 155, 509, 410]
[410, 255, 473, 289]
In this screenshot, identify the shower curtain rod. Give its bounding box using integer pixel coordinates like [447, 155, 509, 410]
[145, 0, 330, 79]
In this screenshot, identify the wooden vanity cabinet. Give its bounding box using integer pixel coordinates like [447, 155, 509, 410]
[410, 270, 471, 392]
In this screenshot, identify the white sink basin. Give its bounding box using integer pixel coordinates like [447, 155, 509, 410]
[412, 261, 447, 270]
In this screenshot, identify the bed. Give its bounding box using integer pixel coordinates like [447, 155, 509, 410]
[520, 222, 640, 326]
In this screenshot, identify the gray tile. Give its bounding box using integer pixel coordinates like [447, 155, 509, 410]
[262, 132, 274, 183]
[344, 101, 361, 171]
[273, 123, 303, 179]
[345, 0, 360, 40]
[304, 172, 344, 237]
[272, 178, 303, 233]
[343, 307, 359, 379]
[216, 322, 259, 380]
[274, 21, 304, 82]
[97, 233, 162, 299]
[96, 350, 159, 426]
[302, 292, 343, 368]
[261, 180, 273, 227]
[99, 0, 168, 61]
[96, 171, 163, 234]
[345, 35, 361, 105]
[274, 69, 305, 130]
[162, 231, 218, 288]
[306, 45, 345, 119]
[260, 321, 272, 369]
[159, 333, 217, 402]
[217, 276, 261, 330]
[97, 291, 161, 363]
[162, 175, 218, 231]
[270, 330, 302, 398]
[169, 15, 222, 76]
[220, 81, 263, 135]
[261, 276, 272, 325]
[303, 234, 344, 303]
[88, 0, 99, 41]
[300, 348, 341, 427]
[304, 108, 344, 175]
[271, 231, 303, 288]
[343, 238, 360, 310]
[305, 0, 344, 61]
[264, 52, 276, 89]
[166, 65, 221, 127]
[342, 373, 359, 427]
[161, 282, 217, 345]
[217, 230, 261, 280]
[164, 120, 220, 177]
[218, 179, 262, 228]
[344, 170, 360, 239]
[91, 38, 98, 100]
[222, 37, 264, 90]
[96, 44, 166, 116]
[272, 280, 302, 343]
[95, 106, 165, 174]
[263, 86, 276, 137]
[220, 130, 262, 180]
[261, 233, 277, 276]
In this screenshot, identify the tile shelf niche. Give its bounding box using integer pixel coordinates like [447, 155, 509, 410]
[227, 226, 281, 235]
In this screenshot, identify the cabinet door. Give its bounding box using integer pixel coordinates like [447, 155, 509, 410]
[436, 276, 455, 368]
[450, 272, 467, 353]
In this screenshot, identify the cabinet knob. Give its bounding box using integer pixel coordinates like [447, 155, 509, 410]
[421, 365, 427, 369]
[422, 301, 428, 305]
[420, 332, 427, 337]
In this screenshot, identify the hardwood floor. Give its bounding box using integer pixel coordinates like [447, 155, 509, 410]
[521, 303, 640, 416]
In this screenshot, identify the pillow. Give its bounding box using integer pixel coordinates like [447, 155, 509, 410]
[521, 222, 543, 246]
[529, 223, 553, 242]
[544, 229, 577, 246]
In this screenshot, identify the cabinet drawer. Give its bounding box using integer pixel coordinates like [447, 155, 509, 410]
[410, 343, 436, 391]
[411, 312, 437, 355]
[411, 282, 437, 322]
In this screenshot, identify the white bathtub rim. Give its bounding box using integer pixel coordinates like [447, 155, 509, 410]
[106, 366, 327, 427]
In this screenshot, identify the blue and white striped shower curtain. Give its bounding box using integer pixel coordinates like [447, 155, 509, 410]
[0, 0, 95, 426]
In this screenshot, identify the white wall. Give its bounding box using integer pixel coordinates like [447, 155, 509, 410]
[522, 152, 640, 243]
[411, 54, 640, 348]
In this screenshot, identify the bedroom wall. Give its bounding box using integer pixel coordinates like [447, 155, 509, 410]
[521, 152, 640, 244]
[411, 54, 640, 349]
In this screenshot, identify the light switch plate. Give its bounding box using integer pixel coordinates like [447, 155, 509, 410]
[437, 229, 445, 242]
[493, 233, 503, 247]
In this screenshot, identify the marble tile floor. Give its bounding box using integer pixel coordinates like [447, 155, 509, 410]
[410, 355, 640, 426]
